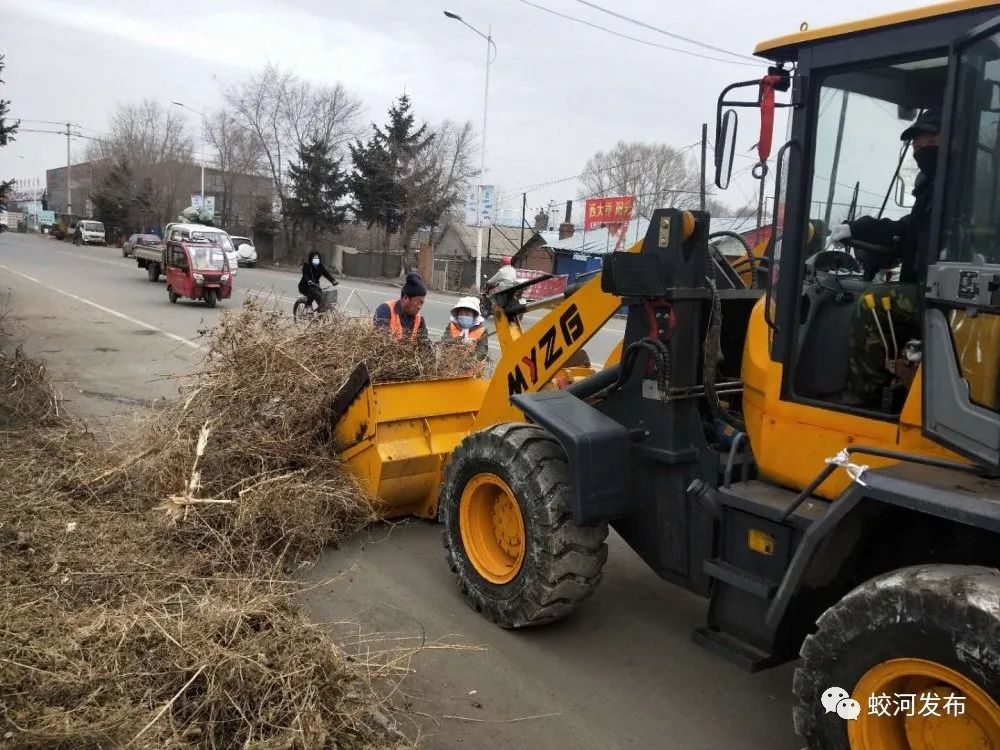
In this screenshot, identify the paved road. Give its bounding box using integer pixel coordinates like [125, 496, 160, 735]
[0, 231, 804, 750]
[0, 233, 624, 366]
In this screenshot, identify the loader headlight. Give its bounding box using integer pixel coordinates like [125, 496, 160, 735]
[194, 273, 204, 283]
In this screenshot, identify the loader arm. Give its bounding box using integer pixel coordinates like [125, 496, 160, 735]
[330, 240, 637, 520]
[473, 240, 640, 430]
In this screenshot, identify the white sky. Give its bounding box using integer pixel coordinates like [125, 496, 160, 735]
[0, 0, 944, 223]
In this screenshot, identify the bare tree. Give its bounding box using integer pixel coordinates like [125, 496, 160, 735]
[88, 99, 194, 229]
[202, 111, 265, 229]
[223, 63, 363, 237]
[579, 140, 701, 219]
[400, 119, 477, 252]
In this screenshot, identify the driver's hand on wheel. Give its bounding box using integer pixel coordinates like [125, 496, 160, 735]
[829, 223, 852, 245]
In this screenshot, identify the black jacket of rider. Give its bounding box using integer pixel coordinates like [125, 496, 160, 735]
[298, 256, 337, 295]
[846, 172, 933, 283]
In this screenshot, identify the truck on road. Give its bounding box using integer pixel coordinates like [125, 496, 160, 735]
[132, 235, 168, 281]
[135, 224, 237, 282]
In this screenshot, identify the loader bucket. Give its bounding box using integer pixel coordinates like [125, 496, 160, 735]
[330, 363, 489, 519]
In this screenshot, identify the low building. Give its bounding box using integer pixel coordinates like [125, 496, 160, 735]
[45, 160, 272, 233]
[429, 220, 556, 291]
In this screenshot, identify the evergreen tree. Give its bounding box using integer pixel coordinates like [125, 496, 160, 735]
[40, 189, 48, 210]
[285, 138, 349, 249]
[0, 54, 20, 203]
[348, 94, 435, 234]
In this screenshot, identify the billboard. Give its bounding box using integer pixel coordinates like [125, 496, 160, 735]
[190, 195, 216, 216]
[464, 185, 495, 226]
[584, 195, 635, 231]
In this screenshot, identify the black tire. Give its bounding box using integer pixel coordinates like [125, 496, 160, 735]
[292, 299, 307, 322]
[168, 289, 178, 304]
[204, 289, 217, 308]
[246, 262, 256, 268]
[793, 564, 1000, 749]
[440, 423, 609, 628]
[122, 246, 128, 258]
[147, 264, 159, 282]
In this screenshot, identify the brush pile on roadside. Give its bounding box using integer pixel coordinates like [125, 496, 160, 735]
[0, 298, 479, 748]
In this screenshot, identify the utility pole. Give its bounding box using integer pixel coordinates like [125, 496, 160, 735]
[823, 90, 850, 231]
[700, 122, 708, 212]
[521, 192, 527, 248]
[444, 11, 495, 290]
[66, 122, 72, 215]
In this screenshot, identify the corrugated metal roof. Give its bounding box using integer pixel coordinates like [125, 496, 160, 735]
[546, 218, 650, 255]
[543, 216, 765, 256]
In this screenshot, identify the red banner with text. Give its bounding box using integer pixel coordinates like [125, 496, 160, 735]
[584, 195, 634, 231]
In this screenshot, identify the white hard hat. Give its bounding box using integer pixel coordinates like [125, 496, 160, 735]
[452, 295, 481, 316]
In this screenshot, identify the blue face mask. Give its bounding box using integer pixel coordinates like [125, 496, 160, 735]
[457, 314, 476, 329]
[311, 257, 320, 266]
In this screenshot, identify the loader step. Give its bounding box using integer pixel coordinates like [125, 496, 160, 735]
[703, 558, 779, 598]
[717, 480, 827, 530]
[692, 626, 779, 673]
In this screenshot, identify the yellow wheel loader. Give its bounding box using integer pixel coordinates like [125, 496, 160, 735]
[433, 3, 1000, 749]
[330, 263, 644, 519]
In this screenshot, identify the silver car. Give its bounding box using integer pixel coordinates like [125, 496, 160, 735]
[229, 236, 258, 268]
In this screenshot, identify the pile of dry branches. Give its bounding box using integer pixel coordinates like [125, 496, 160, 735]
[0, 299, 478, 748]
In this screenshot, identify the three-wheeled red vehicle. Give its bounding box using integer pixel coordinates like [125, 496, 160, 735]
[164, 238, 233, 308]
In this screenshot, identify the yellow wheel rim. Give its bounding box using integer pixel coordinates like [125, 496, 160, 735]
[459, 473, 525, 585]
[848, 658, 1000, 750]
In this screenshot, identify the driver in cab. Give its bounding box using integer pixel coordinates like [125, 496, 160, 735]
[830, 107, 940, 408]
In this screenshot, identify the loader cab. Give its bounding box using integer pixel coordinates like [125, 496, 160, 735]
[717, 2, 1000, 469]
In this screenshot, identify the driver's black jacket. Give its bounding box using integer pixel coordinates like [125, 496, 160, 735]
[846, 172, 933, 283]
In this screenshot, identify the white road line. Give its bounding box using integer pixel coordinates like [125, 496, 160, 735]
[0, 263, 202, 351]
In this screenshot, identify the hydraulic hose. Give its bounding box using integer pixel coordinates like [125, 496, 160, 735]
[704, 268, 746, 432]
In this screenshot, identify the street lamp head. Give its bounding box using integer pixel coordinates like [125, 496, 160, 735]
[443, 10, 461, 20]
[171, 101, 184, 107]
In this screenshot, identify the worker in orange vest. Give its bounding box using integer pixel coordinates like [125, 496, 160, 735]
[441, 296, 489, 360]
[373, 272, 430, 345]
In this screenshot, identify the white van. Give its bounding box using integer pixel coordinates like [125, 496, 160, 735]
[74, 220, 106, 246]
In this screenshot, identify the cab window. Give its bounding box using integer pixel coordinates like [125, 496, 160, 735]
[789, 54, 947, 415]
[942, 33, 1000, 263]
[937, 30, 1000, 412]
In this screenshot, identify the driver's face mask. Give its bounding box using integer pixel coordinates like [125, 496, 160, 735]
[913, 145, 939, 177]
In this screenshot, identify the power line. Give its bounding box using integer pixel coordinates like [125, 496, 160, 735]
[517, 0, 760, 67]
[571, 0, 761, 64]
[513, 141, 701, 194]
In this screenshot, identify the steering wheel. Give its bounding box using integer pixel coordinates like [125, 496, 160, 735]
[709, 230, 754, 256]
[840, 237, 898, 282]
[805, 248, 863, 276]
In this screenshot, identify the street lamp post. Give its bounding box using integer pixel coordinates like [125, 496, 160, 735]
[171, 101, 206, 202]
[444, 10, 496, 291]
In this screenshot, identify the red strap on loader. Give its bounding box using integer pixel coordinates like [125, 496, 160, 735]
[757, 75, 782, 163]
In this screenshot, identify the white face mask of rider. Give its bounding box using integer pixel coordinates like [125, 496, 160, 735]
[311, 257, 320, 266]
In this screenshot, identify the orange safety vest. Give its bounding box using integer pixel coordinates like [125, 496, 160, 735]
[445, 322, 486, 342]
[387, 300, 422, 342]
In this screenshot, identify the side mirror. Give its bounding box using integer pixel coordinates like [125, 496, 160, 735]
[715, 109, 738, 189]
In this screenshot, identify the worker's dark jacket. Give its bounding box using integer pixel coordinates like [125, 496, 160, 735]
[847, 173, 933, 283]
[298, 260, 336, 295]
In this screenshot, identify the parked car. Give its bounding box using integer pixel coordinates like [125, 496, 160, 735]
[123, 233, 163, 258]
[74, 220, 106, 246]
[0, 210, 8, 232]
[229, 236, 258, 267]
